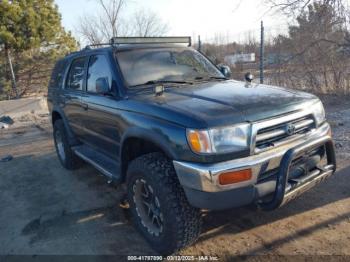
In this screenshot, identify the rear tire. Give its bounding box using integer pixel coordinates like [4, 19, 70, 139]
[53, 119, 81, 170]
[126, 152, 202, 255]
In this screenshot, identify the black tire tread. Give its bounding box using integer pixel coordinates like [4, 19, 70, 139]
[127, 152, 202, 254]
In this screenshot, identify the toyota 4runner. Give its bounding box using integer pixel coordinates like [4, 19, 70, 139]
[47, 37, 336, 255]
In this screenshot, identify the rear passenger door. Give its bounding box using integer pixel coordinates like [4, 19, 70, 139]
[62, 56, 87, 138]
[80, 53, 122, 159]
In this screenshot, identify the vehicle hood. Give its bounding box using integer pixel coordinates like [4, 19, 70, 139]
[126, 80, 319, 128]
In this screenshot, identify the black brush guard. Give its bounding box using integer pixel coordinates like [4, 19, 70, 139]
[258, 136, 336, 211]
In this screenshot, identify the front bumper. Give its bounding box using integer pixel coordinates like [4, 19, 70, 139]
[173, 123, 336, 210]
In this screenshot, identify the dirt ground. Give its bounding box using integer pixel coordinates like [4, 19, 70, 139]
[0, 94, 349, 260]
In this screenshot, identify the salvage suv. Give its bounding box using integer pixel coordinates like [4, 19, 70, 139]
[47, 37, 336, 254]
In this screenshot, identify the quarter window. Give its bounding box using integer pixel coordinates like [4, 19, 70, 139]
[66, 57, 86, 90]
[49, 59, 68, 89]
[87, 55, 112, 93]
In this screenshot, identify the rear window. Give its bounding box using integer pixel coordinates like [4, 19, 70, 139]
[49, 59, 68, 89]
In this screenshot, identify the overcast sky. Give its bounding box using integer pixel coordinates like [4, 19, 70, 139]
[55, 0, 287, 44]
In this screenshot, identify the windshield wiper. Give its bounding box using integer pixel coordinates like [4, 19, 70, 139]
[130, 80, 193, 88]
[194, 76, 229, 81]
[209, 76, 229, 80]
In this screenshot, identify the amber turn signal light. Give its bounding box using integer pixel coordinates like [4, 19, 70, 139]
[218, 169, 252, 185]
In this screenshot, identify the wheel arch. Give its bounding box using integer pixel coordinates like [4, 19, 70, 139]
[51, 107, 79, 146]
[120, 128, 177, 181]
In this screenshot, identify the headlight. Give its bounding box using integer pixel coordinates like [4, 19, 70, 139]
[187, 123, 250, 154]
[313, 101, 326, 126]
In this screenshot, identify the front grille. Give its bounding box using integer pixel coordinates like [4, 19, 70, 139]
[255, 115, 315, 151]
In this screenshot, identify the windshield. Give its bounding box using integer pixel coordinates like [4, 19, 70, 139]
[115, 47, 224, 87]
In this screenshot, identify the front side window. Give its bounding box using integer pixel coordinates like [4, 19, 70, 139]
[116, 48, 223, 87]
[66, 57, 86, 90]
[87, 55, 112, 93]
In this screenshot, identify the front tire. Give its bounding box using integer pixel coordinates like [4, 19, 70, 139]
[53, 119, 81, 170]
[126, 153, 202, 255]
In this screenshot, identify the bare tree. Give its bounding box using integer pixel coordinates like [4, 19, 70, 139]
[98, 0, 125, 37]
[265, 0, 348, 18]
[78, 16, 105, 45]
[77, 0, 169, 45]
[132, 9, 169, 37]
[77, 0, 126, 45]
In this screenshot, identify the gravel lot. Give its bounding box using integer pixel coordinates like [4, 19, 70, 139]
[0, 94, 349, 260]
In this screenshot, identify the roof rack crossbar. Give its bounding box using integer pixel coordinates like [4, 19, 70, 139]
[84, 43, 112, 50]
[83, 36, 192, 50]
[109, 36, 191, 46]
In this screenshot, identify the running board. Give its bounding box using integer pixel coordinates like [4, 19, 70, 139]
[72, 145, 121, 182]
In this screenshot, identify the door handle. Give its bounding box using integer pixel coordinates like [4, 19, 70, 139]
[82, 103, 88, 110]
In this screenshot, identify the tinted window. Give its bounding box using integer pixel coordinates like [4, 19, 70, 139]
[87, 55, 112, 93]
[66, 57, 86, 90]
[116, 48, 223, 87]
[49, 59, 68, 89]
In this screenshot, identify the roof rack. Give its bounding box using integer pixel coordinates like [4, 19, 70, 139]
[84, 43, 112, 50]
[83, 36, 192, 50]
[110, 36, 191, 46]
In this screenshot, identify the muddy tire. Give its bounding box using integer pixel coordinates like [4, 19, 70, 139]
[126, 152, 202, 255]
[53, 119, 81, 170]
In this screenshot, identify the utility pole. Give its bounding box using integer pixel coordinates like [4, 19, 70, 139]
[260, 21, 265, 84]
[198, 35, 202, 52]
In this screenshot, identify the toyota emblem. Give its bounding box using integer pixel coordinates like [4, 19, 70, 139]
[286, 123, 296, 135]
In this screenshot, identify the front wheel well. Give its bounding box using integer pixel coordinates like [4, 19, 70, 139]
[121, 137, 170, 181]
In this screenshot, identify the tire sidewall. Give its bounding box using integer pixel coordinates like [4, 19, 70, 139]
[53, 120, 74, 169]
[127, 163, 180, 253]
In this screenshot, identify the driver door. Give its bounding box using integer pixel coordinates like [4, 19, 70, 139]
[79, 53, 122, 160]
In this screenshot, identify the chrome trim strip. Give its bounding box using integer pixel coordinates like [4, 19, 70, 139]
[294, 118, 314, 129]
[256, 128, 286, 142]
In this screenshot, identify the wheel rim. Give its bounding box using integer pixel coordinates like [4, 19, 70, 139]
[55, 129, 66, 162]
[133, 179, 164, 236]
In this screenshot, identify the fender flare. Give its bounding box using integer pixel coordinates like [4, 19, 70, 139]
[120, 127, 177, 160]
[119, 127, 178, 178]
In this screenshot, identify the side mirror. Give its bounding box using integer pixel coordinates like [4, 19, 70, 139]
[96, 77, 110, 94]
[245, 72, 254, 83]
[218, 65, 231, 78]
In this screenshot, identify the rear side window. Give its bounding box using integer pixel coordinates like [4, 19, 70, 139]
[87, 55, 112, 93]
[66, 57, 86, 90]
[49, 59, 67, 89]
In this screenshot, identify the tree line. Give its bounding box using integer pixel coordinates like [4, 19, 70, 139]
[0, 0, 168, 100]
